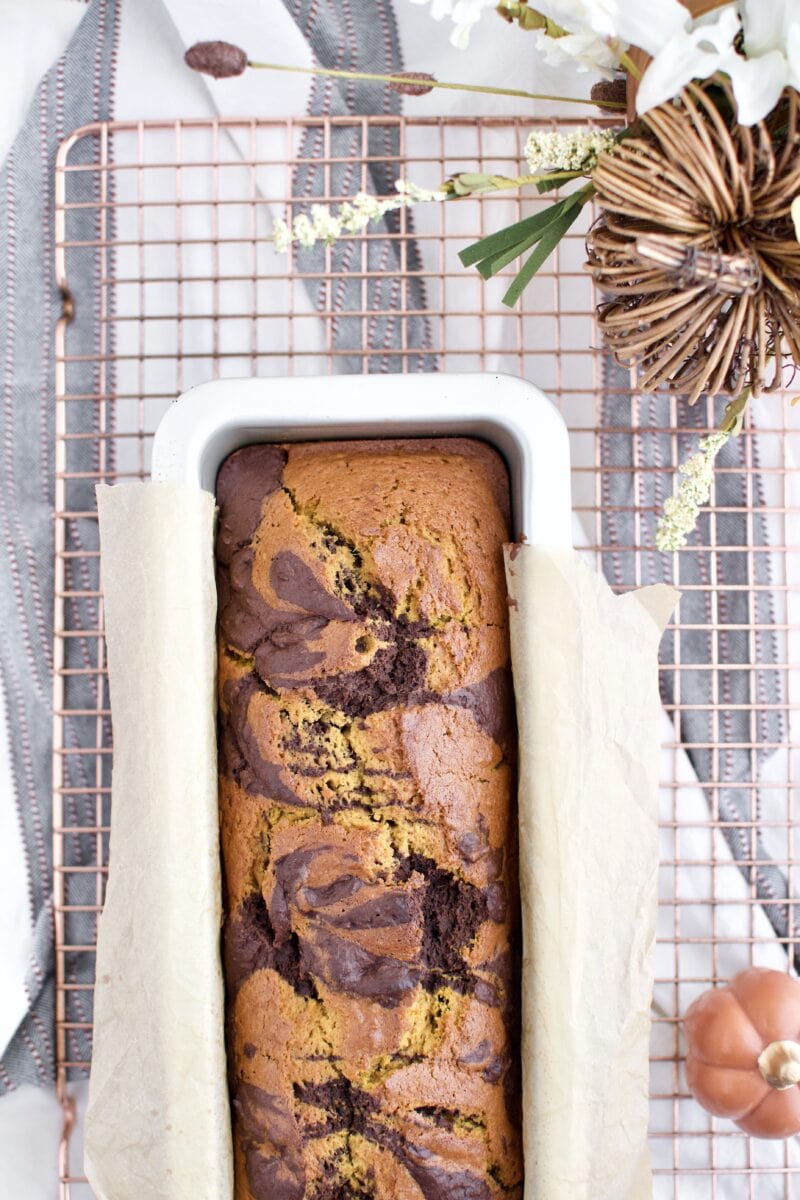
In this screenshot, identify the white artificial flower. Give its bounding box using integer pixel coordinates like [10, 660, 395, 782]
[635, 4, 740, 114]
[309, 204, 342, 245]
[636, 0, 800, 126]
[292, 214, 315, 249]
[523, 0, 689, 79]
[395, 179, 448, 202]
[532, 28, 622, 77]
[727, 0, 800, 125]
[407, 0, 798, 124]
[741, 0, 797, 59]
[407, 0, 497, 48]
[580, 0, 690, 57]
[337, 194, 384, 235]
[532, 0, 686, 61]
[272, 217, 292, 254]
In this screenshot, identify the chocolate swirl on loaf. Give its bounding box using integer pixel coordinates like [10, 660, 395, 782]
[217, 440, 522, 1199]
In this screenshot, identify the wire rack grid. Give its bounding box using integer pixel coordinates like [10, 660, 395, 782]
[52, 114, 800, 1197]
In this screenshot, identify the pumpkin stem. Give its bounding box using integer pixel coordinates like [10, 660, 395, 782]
[758, 1040, 800, 1090]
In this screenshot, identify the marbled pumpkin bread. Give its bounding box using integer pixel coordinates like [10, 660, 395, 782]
[216, 438, 522, 1200]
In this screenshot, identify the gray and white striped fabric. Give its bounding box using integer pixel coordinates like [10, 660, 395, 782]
[0, 0, 121, 1092]
[281, 0, 436, 374]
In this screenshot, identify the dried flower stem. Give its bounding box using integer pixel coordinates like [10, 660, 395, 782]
[525, 129, 618, 173]
[655, 382, 753, 553]
[271, 181, 447, 252]
[246, 58, 620, 109]
[655, 431, 730, 552]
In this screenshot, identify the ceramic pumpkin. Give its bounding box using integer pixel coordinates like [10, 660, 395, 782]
[684, 967, 800, 1138]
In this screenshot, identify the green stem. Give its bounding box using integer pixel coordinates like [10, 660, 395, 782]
[620, 51, 643, 81]
[247, 59, 622, 109]
[496, 1, 566, 36]
[446, 169, 584, 196]
[720, 387, 752, 435]
[515, 169, 584, 187]
[571, 181, 596, 205]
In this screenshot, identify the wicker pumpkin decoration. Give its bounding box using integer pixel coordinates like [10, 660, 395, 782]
[684, 967, 800, 1139]
[586, 79, 800, 405]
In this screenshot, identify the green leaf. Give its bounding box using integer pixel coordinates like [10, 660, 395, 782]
[535, 175, 566, 195]
[476, 228, 546, 279]
[471, 196, 584, 280]
[501, 203, 582, 307]
[476, 191, 585, 280]
[458, 200, 570, 268]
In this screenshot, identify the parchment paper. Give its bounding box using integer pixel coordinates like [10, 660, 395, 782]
[86, 485, 675, 1200]
[506, 544, 677, 1200]
[86, 483, 232, 1200]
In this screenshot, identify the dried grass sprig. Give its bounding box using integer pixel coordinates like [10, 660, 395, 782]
[586, 80, 800, 405]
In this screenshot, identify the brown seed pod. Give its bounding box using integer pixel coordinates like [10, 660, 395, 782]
[585, 80, 800, 403]
[591, 77, 628, 113]
[184, 41, 248, 80]
[388, 71, 436, 97]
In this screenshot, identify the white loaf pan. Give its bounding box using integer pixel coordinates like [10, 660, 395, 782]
[151, 372, 571, 546]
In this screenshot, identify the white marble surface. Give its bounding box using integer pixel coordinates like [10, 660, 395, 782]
[5, 0, 797, 1197]
[0, 1081, 85, 1200]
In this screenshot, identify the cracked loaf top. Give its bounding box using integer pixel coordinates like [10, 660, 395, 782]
[216, 438, 522, 1200]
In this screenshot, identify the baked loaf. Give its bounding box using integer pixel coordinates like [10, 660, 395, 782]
[216, 438, 522, 1200]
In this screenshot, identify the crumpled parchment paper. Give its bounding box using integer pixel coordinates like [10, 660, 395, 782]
[506, 544, 677, 1200]
[86, 483, 232, 1200]
[86, 484, 676, 1200]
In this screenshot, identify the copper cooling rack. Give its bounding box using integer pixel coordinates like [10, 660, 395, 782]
[53, 114, 800, 1197]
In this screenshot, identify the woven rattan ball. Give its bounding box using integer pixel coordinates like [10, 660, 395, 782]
[586, 80, 800, 405]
